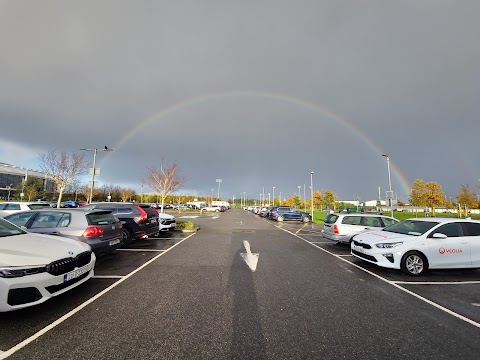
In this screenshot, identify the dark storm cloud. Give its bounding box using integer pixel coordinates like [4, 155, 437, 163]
[1, 0, 479, 201]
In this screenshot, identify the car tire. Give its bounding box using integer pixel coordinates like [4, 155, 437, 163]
[401, 251, 427, 276]
[120, 228, 132, 246]
[302, 216, 310, 223]
[277, 215, 284, 222]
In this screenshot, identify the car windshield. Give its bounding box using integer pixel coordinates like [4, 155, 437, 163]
[383, 220, 438, 236]
[0, 218, 27, 237]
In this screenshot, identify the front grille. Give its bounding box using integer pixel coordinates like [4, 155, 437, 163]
[352, 250, 377, 262]
[45, 272, 90, 294]
[75, 251, 92, 268]
[352, 240, 372, 249]
[47, 258, 75, 276]
[46, 251, 92, 276]
[8, 287, 43, 306]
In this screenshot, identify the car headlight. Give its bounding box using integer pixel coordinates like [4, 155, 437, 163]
[375, 242, 403, 249]
[0, 266, 47, 278]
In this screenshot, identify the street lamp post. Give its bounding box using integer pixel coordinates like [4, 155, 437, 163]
[303, 184, 306, 212]
[272, 186, 275, 207]
[298, 185, 301, 207]
[80, 146, 113, 204]
[216, 179, 222, 200]
[382, 154, 393, 217]
[7, 184, 13, 201]
[310, 171, 314, 220]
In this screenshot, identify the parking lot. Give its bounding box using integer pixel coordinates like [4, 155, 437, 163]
[1, 209, 480, 359]
[267, 216, 480, 325]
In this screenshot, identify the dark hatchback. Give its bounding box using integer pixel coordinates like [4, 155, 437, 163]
[4, 208, 123, 255]
[268, 206, 311, 222]
[83, 202, 160, 244]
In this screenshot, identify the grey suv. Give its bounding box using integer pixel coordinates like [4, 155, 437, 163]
[322, 212, 399, 244]
[4, 208, 123, 255]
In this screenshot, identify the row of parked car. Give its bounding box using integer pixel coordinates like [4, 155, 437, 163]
[321, 211, 480, 276]
[0, 201, 176, 312]
[246, 205, 312, 222]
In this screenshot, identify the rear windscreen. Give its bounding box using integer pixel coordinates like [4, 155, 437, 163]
[28, 204, 52, 209]
[324, 214, 338, 224]
[87, 212, 119, 225]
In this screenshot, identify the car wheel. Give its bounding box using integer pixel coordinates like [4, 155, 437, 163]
[215, 209, 219, 212]
[120, 229, 132, 246]
[277, 215, 284, 222]
[302, 215, 310, 223]
[401, 251, 427, 276]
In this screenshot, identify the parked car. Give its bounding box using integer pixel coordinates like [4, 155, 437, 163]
[158, 212, 176, 231]
[0, 201, 51, 217]
[203, 205, 223, 212]
[61, 200, 79, 208]
[4, 208, 123, 255]
[82, 202, 159, 244]
[351, 217, 480, 276]
[322, 212, 399, 244]
[268, 206, 311, 222]
[0, 217, 96, 312]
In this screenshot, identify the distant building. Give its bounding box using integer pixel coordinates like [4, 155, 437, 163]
[0, 163, 54, 199]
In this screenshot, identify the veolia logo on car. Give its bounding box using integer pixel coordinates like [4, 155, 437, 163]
[438, 247, 463, 254]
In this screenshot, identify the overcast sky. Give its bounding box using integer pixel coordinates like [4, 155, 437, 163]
[1, 0, 479, 203]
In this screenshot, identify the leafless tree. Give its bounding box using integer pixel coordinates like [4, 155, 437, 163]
[39, 150, 87, 208]
[145, 159, 186, 212]
[119, 187, 135, 202]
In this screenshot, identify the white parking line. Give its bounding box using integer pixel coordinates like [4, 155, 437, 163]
[394, 280, 480, 285]
[278, 227, 480, 330]
[0, 232, 196, 360]
[116, 249, 167, 252]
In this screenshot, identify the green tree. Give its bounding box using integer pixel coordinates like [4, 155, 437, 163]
[313, 190, 323, 210]
[424, 182, 445, 215]
[457, 184, 477, 209]
[409, 178, 426, 208]
[323, 190, 336, 210]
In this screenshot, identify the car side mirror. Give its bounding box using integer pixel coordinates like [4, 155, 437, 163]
[432, 233, 447, 239]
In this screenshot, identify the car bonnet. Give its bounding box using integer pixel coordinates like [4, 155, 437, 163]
[353, 230, 411, 244]
[0, 233, 91, 267]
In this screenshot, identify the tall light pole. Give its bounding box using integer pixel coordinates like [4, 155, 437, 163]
[310, 171, 314, 219]
[211, 188, 214, 203]
[382, 154, 393, 217]
[80, 146, 113, 204]
[272, 186, 275, 207]
[216, 179, 222, 200]
[244, 192, 246, 207]
[303, 184, 306, 212]
[7, 184, 13, 201]
[298, 185, 301, 208]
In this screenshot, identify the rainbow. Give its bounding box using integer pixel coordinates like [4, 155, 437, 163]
[106, 90, 411, 198]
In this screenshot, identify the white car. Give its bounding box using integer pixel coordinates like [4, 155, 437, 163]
[0, 201, 51, 217]
[158, 212, 176, 231]
[0, 217, 96, 312]
[203, 205, 222, 212]
[323, 212, 399, 244]
[351, 217, 480, 276]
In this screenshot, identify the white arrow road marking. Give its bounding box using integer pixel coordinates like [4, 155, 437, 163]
[179, 215, 199, 219]
[240, 240, 259, 272]
[212, 216, 219, 220]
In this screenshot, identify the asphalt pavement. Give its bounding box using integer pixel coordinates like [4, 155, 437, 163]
[2, 209, 480, 359]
